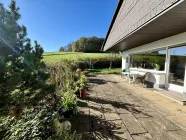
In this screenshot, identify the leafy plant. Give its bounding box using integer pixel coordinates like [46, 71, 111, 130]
[48, 60, 78, 92]
[76, 72, 88, 90]
[154, 63, 160, 70]
[0, 108, 56, 139]
[48, 130, 82, 140]
[60, 91, 77, 114]
[0, 108, 81, 140]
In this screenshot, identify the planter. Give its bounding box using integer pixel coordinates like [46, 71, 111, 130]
[76, 68, 83, 72]
[74, 89, 80, 97]
[11, 105, 22, 119]
[80, 89, 86, 99]
[58, 107, 74, 119]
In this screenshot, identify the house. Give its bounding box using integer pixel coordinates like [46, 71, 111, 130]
[102, 0, 186, 98]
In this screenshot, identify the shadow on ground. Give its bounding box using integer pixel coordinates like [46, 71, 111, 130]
[72, 95, 153, 139]
[88, 78, 118, 85]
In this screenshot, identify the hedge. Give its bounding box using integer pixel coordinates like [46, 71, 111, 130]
[75, 57, 122, 69]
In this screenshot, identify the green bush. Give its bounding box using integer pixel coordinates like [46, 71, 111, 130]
[0, 108, 81, 140]
[0, 109, 55, 139]
[75, 61, 87, 69]
[74, 57, 121, 69]
[59, 91, 77, 115]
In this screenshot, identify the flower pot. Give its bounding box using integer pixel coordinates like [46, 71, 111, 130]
[80, 89, 86, 99]
[76, 68, 82, 72]
[11, 105, 22, 119]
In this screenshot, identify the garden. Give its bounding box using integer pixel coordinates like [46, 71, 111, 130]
[0, 1, 122, 139]
[0, 1, 89, 139]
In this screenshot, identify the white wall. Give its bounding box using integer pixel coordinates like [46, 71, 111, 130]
[183, 64, 186, 97]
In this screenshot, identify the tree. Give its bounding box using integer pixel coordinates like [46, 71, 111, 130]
[78, 37, 86, 52]
[66, 42, 73, 51]
[71, 36, 105, 52]
[72, 41, 79, 52]
[107, 52, 117, 68]
[59, 46, 65, 52]
[0, 0, 54, 115]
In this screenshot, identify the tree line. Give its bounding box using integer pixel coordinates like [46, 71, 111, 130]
[59, 36, 105, 53]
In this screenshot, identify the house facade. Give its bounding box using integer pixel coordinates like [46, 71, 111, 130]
[102, 0, 186, 97]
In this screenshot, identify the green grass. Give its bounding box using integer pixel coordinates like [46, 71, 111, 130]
[87, 68, 121, 75]
[43, 52, 121, 64]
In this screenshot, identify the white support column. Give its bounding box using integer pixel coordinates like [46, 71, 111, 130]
[183, 64, 186, 98]
[165, 47, 170, 88]
[122, 52, 130, 70]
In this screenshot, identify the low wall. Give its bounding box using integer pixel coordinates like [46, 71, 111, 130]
[130, 68, 166, 89]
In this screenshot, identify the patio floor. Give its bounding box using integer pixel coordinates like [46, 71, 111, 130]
[72, 74, 186, 140]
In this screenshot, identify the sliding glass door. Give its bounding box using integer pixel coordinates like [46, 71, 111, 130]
[168, 46, 186, 93]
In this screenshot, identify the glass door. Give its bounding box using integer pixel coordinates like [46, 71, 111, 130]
[168, 46, 186, 93]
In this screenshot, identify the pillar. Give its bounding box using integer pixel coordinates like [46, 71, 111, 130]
[122, 52, 130, 70]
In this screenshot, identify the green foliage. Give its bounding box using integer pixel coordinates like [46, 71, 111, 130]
[0, 0, 55, 114]
[48, 59, 78, 92]
[59, 46, 65, 52]
[71, 36, 104, 52]
[155, 64, 160, 70]
[49, 130, 82, 140]
[0, 108, 55, 139]
[132, 54, 166, 70]
[59, 91, 77, 114]
[0, 108, 81, 140]
[43, 52, 122, 68]
[0, 1, 83, 139]
[79, 73, 88, 89]
[87, 68, 121, 75]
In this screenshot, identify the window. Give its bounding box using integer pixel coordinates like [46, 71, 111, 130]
[169, 46, 186, 86]
[130, 49, 166, 71]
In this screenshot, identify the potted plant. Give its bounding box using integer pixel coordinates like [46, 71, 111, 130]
[154, 63, 160, 71]
[58, 91, 77, 119]
[76, 68, 82, 72]
[79, 73, 88, 99]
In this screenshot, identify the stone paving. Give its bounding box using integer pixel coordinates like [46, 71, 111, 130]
[72, 74, 186, 140]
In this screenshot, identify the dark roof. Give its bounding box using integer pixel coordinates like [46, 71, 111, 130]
[101, 0, 186, 52]
[101, 0, 123, 51]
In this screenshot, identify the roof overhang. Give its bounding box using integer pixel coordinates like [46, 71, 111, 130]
[102, 0, 186, 52]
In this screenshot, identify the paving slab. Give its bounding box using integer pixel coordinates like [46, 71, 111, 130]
[102, 104, 116, 113]
[120, 113, 147, 135]
[168, 129, 186, 140]
[138, 117, 175, 140]
[104, 112, 121, 121]
[132, 133, 154, 140]
[148, 112, 181, 131]
[90, 108, 104, 120]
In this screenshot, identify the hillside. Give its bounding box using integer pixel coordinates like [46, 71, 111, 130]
[43, 52, 121, 64]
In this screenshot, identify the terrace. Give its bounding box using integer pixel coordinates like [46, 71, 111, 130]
[73, 74, 186, 139]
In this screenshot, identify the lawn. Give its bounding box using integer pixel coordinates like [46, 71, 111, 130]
[87, 68, 121, 75]
[43, 52, 121, 64]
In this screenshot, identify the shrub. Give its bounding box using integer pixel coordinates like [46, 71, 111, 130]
[0, 108, 55, 139]
[75, 57, 121, 69]
[0, 108, 81, 140]
[58, 91, 78, 119]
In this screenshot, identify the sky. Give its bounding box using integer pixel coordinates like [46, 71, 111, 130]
[2, 0, 118, 52]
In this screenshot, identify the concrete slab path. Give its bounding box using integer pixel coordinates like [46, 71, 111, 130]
[72, 74, 186, 140]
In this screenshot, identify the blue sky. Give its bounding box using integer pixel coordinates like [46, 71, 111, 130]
[2, 0, 118, 52]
